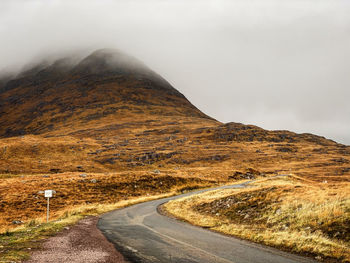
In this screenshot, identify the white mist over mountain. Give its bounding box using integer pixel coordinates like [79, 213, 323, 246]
[1, 0, 349, 144]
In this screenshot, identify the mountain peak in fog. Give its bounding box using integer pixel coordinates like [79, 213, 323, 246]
[71, 49, 150, 75]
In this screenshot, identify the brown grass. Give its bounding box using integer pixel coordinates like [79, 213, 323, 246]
[0, 191, 190, 262]
[163, 176, 350, 262]
[0, 170, 214, 232]
[1, 51, 349, 262]
[0, 116, 349, 262]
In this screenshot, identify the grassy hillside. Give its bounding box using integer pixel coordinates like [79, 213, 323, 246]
[0, 49, 349, 262]
[163, 176, 350, 262]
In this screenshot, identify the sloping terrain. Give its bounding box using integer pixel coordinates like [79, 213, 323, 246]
[0, 49, 210, 138]
[163, 176, 350, 262]
[0, 48, 349, 224]
[0, 49, 349, 262]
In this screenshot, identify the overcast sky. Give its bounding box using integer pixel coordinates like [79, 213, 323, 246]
[1, 0, 349, 145]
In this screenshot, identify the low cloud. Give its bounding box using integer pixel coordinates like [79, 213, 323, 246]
[1, 0, 349, 144]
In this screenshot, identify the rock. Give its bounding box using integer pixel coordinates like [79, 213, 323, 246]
[275, 209, 281, 215]
[76, 165, 85, 171]
[79, 174, 87, 178]
[153, 169, 160, 174]
[276, 147, 295, 153]
[90, 179, 97, 183]
[331, 158, 349, 164]
[42, 175, 50, 178]
[12, 220, 23, 225]
[244, 214, 250, 219]
[315, 256, 322, 261]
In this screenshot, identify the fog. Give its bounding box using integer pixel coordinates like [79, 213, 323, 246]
[1, 0, 350, 145]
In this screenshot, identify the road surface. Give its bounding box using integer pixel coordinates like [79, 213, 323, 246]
[98, 182, 317, 263]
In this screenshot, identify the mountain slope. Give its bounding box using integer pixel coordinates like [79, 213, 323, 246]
[0, 49, 349, 177]
[0, 49, 212, 138]
[0, 49, 349, 263]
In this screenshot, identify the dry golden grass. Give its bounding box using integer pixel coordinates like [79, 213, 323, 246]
[0, 116, 349, 262]
[1, 50, 349, 262]
[0, 113, 349, 263]
[163, 176, 350, 262]
[0, 113, 349, 182]
[0, 191, 189, 262]
[0, 170, 214, 232]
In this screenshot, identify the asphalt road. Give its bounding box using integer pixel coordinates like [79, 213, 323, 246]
[98, 182, 317, 263]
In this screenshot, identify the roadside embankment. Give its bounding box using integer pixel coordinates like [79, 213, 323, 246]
[163, 176, 350, 263]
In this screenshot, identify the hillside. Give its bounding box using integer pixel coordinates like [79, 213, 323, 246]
[0, 49, 349, 262]
[0, 49, 349, 177]
[0, 49, 211, 138]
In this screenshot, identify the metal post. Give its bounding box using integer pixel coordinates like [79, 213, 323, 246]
[47, 197, 50, 223]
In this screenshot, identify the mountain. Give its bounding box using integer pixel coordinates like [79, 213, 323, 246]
[1, 49, 349, 263]
[0, 48, 349, 244]
[0, 48, 349, 181]
[0, 49, 211, 138]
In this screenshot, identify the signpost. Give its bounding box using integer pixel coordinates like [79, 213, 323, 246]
[44, 190, 53, 222]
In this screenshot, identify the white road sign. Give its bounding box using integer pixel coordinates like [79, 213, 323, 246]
[44, 190, 53, 198]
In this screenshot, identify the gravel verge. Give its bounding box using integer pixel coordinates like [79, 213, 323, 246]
[25, 216, 127, 263]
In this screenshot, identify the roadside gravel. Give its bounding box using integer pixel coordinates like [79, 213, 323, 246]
[25, 217, 127, 263]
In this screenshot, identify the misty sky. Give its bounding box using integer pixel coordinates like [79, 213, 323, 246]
[1, 0, 350, 145]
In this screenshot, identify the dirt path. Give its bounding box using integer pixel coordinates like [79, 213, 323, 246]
[25, 217, 127, 263]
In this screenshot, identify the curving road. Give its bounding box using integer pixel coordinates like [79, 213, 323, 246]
[98, 182, 317, 263]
